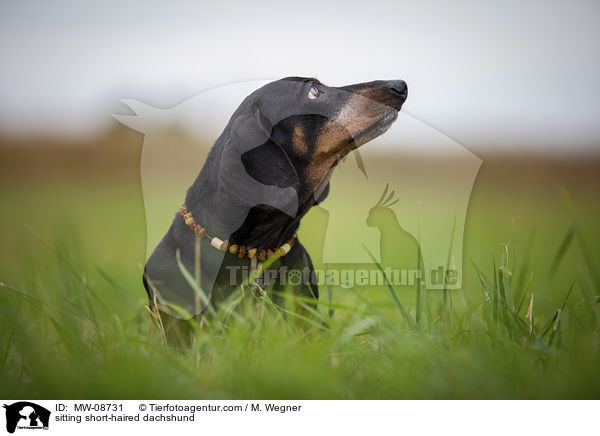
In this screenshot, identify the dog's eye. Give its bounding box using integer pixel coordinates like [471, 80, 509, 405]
[308, 85, 320, 99]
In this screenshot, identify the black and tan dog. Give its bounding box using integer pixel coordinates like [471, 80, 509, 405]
[143, 77, 407, 330]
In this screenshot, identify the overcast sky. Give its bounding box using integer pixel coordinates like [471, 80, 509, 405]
[1, 0, 599, 153]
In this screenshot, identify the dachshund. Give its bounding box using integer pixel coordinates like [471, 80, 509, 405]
[143, 76, 407, 338]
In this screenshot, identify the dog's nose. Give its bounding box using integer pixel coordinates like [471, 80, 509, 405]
[388, 80, 408, 98]
[340, 79, 408, 110]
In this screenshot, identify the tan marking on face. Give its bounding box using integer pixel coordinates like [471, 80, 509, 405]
[352, 88, 385, 101]
[292, 124, 308, 157]
[305, 95, 393, 191]
[335, 95, 388, 137]
[306, 153, 339, 191]
[305, 120, 349, 189]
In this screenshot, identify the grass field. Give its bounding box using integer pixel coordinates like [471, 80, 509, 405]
[1, 132, 599, 399]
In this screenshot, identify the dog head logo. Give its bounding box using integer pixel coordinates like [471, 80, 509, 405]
[3, 402, 50, 433]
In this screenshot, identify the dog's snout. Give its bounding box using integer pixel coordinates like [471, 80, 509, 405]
[377, 79, 408, 110]
[388, 80, 408, 97]
[339, 78, 408, 110]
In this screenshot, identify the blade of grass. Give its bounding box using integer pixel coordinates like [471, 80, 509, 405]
[361, 242, 416, 330]
[175, 249, 216, 317]
[549, 225, 574, 278]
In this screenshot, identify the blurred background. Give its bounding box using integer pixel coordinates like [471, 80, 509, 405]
[1, 0, 599, 149]
[1, 0, 600, 399]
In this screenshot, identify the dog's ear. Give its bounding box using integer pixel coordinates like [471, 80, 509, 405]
[241, 139, 300, 192]
[217, 108, 299, 218]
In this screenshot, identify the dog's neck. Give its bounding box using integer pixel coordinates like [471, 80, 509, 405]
[229, 199, 315, 248]
[180, 175, 315, 252]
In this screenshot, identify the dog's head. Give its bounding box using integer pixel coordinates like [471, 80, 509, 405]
[217, 77, 407, 220]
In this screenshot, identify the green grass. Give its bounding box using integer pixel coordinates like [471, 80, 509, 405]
[1, 162, 600, 399]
